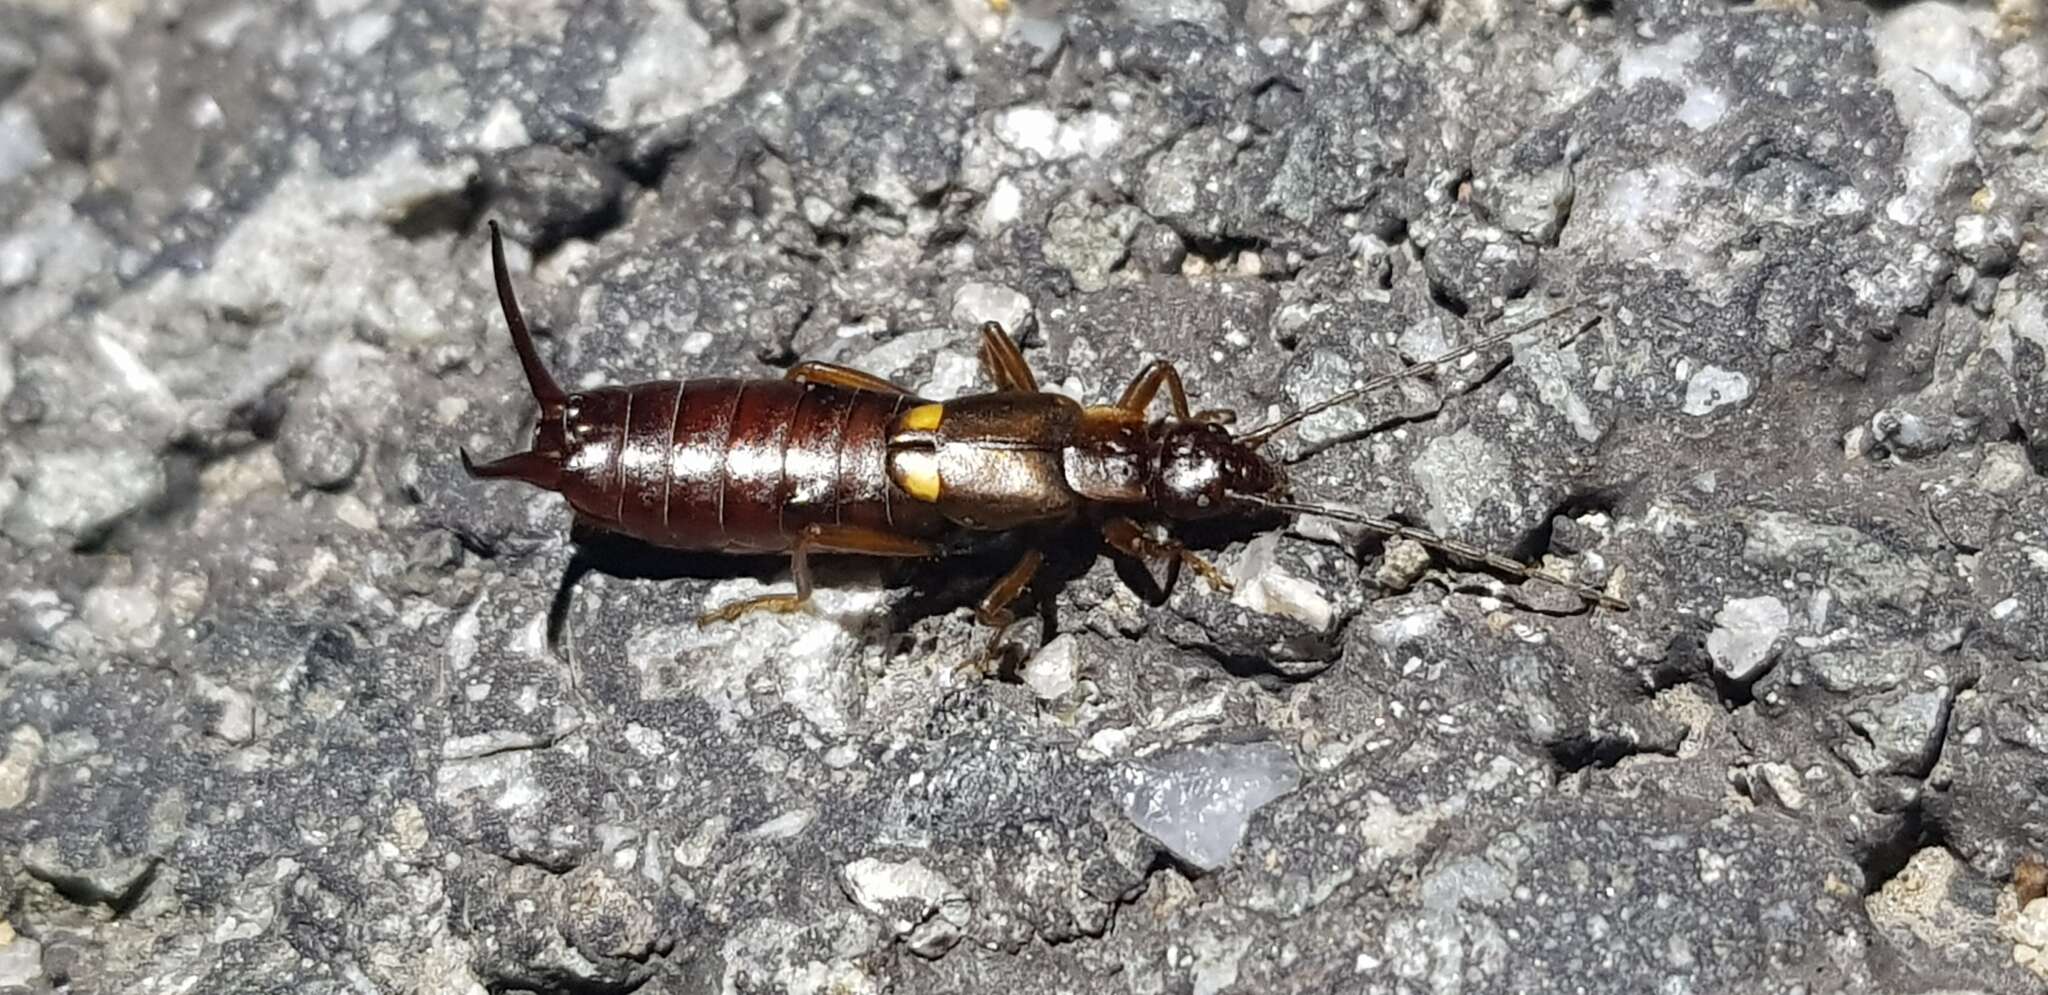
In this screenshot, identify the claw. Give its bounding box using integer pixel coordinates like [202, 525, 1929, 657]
[1182, 551, 1234, 593]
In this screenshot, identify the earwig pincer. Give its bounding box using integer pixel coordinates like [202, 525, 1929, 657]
[462, 222, 1627, 649]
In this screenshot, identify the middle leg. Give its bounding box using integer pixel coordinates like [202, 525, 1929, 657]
[979, 321, 1039, 393]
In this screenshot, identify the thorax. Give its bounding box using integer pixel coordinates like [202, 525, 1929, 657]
[883, 392, 1161, 531]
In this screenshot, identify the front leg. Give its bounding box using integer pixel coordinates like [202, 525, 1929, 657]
[1100, 517, 1233, 594]
[1115, 360, 1235, 424]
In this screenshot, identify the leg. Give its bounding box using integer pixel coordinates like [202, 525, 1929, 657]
[1117, 360, 1191, 417]
[1101, 517, 1233, 593]
[964, 548, 1044, 675]
[975, 549, 1044, 629]
[786, 362, 913, 395]
[698, 523, 933, 625]
[979, 321, 1039, 392]
[1115, 360, 1235, 424]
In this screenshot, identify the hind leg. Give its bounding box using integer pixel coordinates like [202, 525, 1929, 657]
[1115, 360, 1234, 424]
[698, 524, 934, 625]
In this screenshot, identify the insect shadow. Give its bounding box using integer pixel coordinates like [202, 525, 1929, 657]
[548, 526, 1105, 677]
[545, 529, 757, 659]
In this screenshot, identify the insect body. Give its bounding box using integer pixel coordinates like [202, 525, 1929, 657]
[462, 222, 1627, 639]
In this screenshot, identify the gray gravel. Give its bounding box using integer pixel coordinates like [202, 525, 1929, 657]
[2, 0, 2046, 993]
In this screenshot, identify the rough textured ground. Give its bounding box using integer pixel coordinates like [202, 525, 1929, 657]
[2, 0, 2046, 992]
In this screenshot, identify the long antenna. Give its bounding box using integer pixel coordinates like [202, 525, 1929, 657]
[1247, 496, 1629, 611]
[1236, 300, 1596, 449]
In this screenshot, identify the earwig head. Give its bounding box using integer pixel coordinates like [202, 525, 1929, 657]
[459, 221, 569, 492]
[1152, 422, 1287, 519]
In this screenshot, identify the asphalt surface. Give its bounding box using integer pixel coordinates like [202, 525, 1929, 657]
[0, 0, 2044, 992]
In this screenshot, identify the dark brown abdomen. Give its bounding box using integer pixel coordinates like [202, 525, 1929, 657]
[557, 379, 945, 553]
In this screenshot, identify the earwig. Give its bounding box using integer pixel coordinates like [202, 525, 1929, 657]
[462, 222, 1627, 649]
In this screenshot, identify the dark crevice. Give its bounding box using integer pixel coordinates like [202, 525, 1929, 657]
[444, 727, 583, 762]
[1849, 675, 1972, 894]
[483, 968, 653, 995]
[1916, 673, 1971, 779]
[475, 169, 631, 260]
[26, 857, 161, 918]
[846, 192, 901, 221]
[920, 220, 971, 260]
[1180, 230, 1268, 261]
[1180, 640, 1331, 686]
[1421, 262, 1471, 318]
[612, 127, 696, 191]
[1541, 485, 1630, 524]
[493, 848, 584, 878]
[1708, 663, 1760, 709]
[1641, 625, 1719, 698]
[1857, 798, 1948, 897]
[476, 116, 690, 258]
[811, 225, 851, 252]
[530, 195, 630, 260]
[1248, 75, 1305, 102]
[390, 175, 490, 241]
[1136, 843, 1217, 886]
[1492, 587, 1616, 619]
[1546, 733, 1678, 774]
[775, 241, 827, 266]
[104, 858, 160, 919]
[1378, 216, 1412, 249]
[1511, 489, 1622, 562]
[545, 110, 694, 190]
